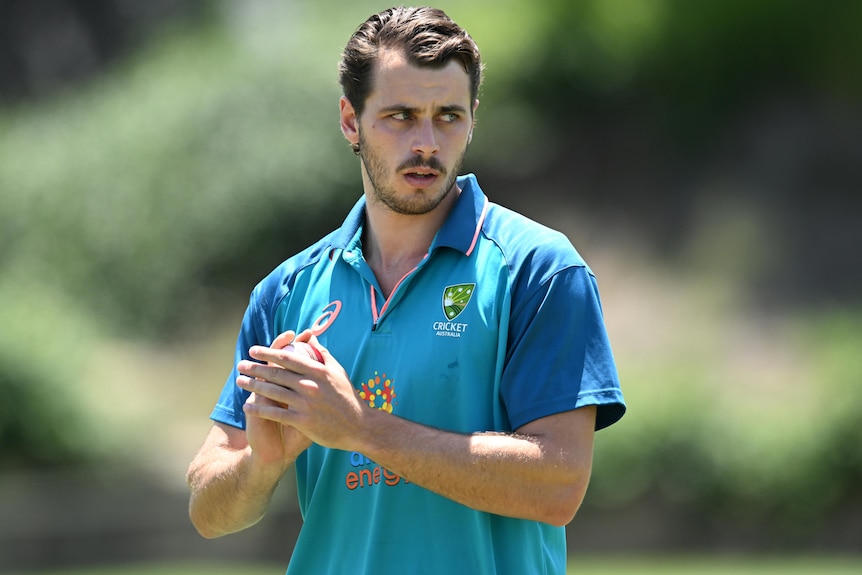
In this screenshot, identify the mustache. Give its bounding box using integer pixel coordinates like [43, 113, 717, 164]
[397, 155, 447, 174]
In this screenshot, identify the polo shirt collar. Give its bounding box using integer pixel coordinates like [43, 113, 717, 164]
[330, 195, 367, 250]
[330, 173, 488, 256]
[431, 173, 487, 255]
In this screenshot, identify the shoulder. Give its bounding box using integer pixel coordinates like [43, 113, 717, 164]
[481, 202, 590, 284]
[250, 230, 340, 310]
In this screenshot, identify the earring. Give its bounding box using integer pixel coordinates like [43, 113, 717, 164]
[351, 142, 360, 156]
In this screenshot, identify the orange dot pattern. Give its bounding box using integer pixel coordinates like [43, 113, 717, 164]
[358, 371, 396, 413]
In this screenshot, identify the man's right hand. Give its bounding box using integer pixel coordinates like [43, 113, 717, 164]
[244, 330, 314, 467]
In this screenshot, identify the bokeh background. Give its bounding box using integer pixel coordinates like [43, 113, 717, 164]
[1, 0, 860, 572]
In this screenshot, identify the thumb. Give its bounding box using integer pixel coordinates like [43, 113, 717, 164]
[271, 330, 297, 350]
[307, 334, 331, 363]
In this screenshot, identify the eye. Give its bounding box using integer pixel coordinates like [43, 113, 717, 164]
[390, 111, 412, 121]
[439, 113, 459, 123]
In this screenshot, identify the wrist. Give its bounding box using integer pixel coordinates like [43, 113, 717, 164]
[244, 447, 291, 485]
[349, 408, 399, 462]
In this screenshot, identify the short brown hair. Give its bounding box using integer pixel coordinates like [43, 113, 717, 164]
[338, 6, 483, 118]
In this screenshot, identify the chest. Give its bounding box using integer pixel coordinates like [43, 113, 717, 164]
[276, 247, 513, 431]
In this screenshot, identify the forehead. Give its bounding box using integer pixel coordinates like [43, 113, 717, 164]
[365, 48, 472, 112]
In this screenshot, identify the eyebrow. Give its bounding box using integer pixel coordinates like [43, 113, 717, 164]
[379, 104, 469, 116]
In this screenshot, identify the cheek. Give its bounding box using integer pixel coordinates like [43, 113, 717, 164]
[367, 124, 403, 148]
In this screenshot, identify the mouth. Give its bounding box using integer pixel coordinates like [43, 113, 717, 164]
[405, 172, 437, 180]
[403, 166, 439, 177]
[402, 167, 441, 188]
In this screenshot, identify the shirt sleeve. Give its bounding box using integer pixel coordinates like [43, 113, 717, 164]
[210, 282, 280, 429]
[501, 265, 626, 431]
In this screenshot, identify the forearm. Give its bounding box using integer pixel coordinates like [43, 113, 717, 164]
[187, 448, 286, 538]
[235, 345, 597, 526]
[354, 409, 593, 526]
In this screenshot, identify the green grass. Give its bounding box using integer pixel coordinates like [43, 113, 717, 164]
[10, 564, 279, 575]
[570, 556, 862, 574]
[16, 556, 862, 575]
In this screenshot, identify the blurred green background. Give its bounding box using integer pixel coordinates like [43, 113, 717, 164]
[1, 0, 860, 572]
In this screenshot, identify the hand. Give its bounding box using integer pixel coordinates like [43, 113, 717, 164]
[241, 330, 313, 467]
[237, 333, 367, 453]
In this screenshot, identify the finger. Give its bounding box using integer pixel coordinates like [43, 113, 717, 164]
[249, 345, 322, 371]
[243, 398, 294, 425]
[307, 334, 330, 359]
[237, 374, 297, 405]
[246, 391, 287, 410]
[270, 330, 297, 350]
[243, 391, 308, 427]
[293, 329, 314, 343]
[237, 360, 296, 383]
[239, 355, 309, 382]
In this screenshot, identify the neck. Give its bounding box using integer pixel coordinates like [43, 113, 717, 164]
[362, 184, 460, 297]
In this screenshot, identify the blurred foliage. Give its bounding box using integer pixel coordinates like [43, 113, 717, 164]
[504, 0, 862, 147]
[589, 309, 862, 537]
[0, 0, 860, 541]
[0, 7, 358, 340]
[474, 0, 862, 308]
[0, 279, 105, 471]
[11, 557, 862, 575]
[2, 0, 859, 338]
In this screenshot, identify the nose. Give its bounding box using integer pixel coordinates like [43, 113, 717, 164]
[411, 119, 439, 156]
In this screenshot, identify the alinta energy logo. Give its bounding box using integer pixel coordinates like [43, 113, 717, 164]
[346, 370, 407, 492]
[358, 371, 396, 413]
[433, 283, 474, 338]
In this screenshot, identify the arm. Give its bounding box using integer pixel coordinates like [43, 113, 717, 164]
[359, 405, 596, 526]
[238, 340, 597, 527]
[187, 331, 313, 538]
[186, 422, 286, 538]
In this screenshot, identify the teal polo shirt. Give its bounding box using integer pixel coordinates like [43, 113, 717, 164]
[211, 173, 625, 575]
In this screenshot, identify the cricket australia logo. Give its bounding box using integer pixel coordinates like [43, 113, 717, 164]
[443, 283, 474, 319]
[433, 283, 474, 338]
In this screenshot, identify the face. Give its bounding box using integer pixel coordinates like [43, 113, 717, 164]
[341, 49, 476, 216]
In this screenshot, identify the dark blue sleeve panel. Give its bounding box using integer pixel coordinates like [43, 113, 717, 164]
[502, 264, 626, 432]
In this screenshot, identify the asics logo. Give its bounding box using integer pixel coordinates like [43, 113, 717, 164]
[311, 300, 342, 336]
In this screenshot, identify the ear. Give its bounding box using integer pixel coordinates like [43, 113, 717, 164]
[340, 96, 359, 146]
[468, 98, 480, 145]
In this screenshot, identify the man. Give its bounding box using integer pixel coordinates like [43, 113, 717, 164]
[187, 6, 625, 574]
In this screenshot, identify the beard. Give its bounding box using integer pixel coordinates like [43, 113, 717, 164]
[358, 130, 466, 216]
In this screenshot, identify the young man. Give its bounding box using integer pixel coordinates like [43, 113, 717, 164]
[187, 6, 625, 574]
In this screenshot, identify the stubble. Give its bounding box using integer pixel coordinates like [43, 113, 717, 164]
[358, 129, 465, 216]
